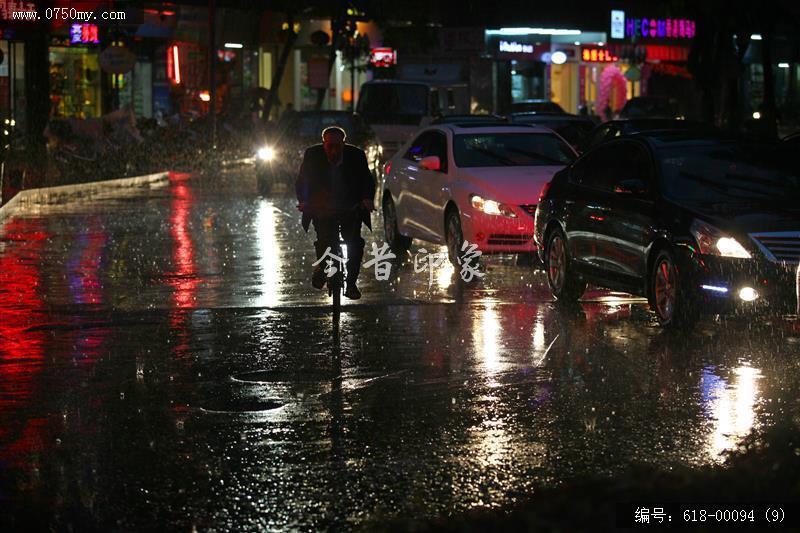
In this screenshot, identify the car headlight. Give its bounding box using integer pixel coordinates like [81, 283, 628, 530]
[257, 146, 275, 161]
[469, 194, 517, 218]
[690, 219, 751, 258]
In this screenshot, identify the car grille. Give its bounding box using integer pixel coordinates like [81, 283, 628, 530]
[519, 204, 537, 218]
[750, 232, 800, 265]
[487, 234, 533, 245]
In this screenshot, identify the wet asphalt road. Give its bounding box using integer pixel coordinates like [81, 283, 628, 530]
[1, 169, 800, 531]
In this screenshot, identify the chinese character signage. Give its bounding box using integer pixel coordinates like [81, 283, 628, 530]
[581, 47, 618, 63]
[70, 23, 99, 44]
[369, 48, 397, 68]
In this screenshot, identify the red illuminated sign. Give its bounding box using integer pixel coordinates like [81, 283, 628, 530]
[369, 48, 397, 68]
[581, 47, 618, 63]
[167, 44, 181, 84]
[644, 45, 689, 62]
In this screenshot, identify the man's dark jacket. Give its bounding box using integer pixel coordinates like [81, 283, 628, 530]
[295, 144, 376, 232]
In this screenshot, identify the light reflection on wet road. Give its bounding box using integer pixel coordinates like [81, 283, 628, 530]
[1, 170, 799, 530]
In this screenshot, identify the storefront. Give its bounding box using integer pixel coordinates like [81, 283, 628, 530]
[48, 25, 102, 118]
[485, 31, 551, 114]
[164, 5, 266, 118]
[605, 9, 697, 118]
[485, 28, 609, 115]
[0, 30, 25, 131]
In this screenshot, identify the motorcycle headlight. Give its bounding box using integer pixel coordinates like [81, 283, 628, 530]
[469, 194, 517, 218]
[257, 146, 275, 161]
[690, 219, 751, 258]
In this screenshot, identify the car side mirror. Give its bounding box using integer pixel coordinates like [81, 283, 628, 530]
[420, 155, 441, 171]
[614, 178, 648, 195]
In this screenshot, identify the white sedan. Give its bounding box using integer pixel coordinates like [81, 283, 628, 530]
[381, 123, 577, 264]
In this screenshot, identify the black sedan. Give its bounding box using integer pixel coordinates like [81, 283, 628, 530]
[256, 111, 382, 188]
[618, 96, 681, 119]
[583, 118, 715, 151]
[534, 132, 800, 326]
[510, 100, 566, 114]
[509, 113, 596, 151]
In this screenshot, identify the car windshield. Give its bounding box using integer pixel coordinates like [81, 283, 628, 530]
[453, 133, 575, 167]
[356, 84, 429, 125]
[659, 143, 800, 204]
[280, 114, 355, 139]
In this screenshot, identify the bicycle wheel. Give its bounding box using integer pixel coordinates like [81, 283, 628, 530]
[331, 271, 342, 313]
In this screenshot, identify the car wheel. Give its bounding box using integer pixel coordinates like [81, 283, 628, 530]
[650, 248, 696, 327]
[445, 209, 465, 267]
[545, 228, 586, 302]
[383, 196, 410, 252]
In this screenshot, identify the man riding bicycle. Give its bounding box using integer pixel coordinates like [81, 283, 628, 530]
[296, 126, 375, 300]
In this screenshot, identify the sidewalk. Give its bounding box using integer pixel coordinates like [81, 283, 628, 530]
[0, 171, 170, 225]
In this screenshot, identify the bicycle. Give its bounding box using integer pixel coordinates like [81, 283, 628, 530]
[299, 202, 368, 318]
[328, 235, 345, 317]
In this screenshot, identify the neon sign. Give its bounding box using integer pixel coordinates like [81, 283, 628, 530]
[498, 40, 534, 54]
[610, 10, 625, 39]
[369, 48, 397, 68]
[581, 47, 618, 63]
[167, 45, 181, 84]
[624, 17, 695, 40]
[70, 24, 99, 44]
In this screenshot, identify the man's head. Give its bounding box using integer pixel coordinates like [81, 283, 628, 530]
[322, 126, 346, 162]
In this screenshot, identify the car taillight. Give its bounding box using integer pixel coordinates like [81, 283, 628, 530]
[384, 161, 392, 176]
[538, 182, 551, 203]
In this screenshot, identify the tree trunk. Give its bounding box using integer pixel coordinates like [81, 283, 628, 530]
[314, 16, 343, 111]
[264, 13, 298, 123]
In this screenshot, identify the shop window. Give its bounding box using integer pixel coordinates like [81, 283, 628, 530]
[49, 47, 101, 118]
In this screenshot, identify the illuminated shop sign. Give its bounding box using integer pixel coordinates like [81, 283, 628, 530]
[611, 10, 696, 40]
[70, 24, 99, 44]
[581, 47, 618, 63]
[610, 10, 625, 39]
[498, 40, 534, 54]
[369, 47, 397, 68]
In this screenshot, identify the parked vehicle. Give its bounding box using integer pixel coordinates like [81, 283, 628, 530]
[510, 113, 596, 151]
[618, 96, 681, 119]
[356, 80, 436, 160]
[582, 118, 716, 151]
[431, 114, 507, 125]
[510, 100, 566, 114]
[382, 123, 577, 265]
[534, 131, 800, 326]
[255, 111, 382, 190]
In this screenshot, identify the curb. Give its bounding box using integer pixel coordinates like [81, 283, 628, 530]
[0, 171, 170, 225]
